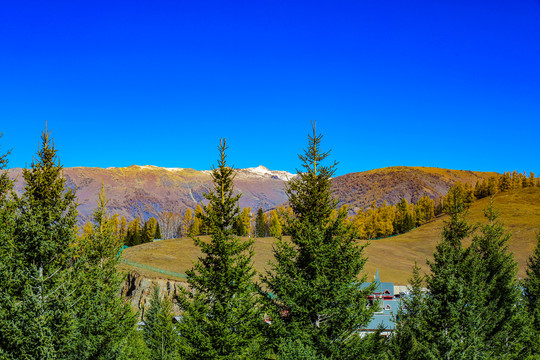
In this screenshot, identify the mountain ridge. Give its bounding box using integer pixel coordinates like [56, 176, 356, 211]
[4, 165, 500, 223]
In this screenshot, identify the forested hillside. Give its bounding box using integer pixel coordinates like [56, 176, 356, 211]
[332, 166, 498, 212]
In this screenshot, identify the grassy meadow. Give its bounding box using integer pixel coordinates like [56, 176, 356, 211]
[120, 187, 540, 285]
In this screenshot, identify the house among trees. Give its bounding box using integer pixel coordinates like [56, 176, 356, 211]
[359, 269, 403, 336]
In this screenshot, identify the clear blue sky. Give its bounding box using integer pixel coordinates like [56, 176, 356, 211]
[1, 1, 539, 176]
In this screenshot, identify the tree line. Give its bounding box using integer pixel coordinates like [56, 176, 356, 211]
[1, 128, 539, 359]
[346, 170, 538, 242]
[81, 214, 162, 247]
[474, 170, 538, 199]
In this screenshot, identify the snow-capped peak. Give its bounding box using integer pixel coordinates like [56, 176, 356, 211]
[246, 165, 272, 176]
[241, 165, 295, 181]
[130, 165, 185, 172]
[163, 167, 185, 172]
[103, 164, 293, 180]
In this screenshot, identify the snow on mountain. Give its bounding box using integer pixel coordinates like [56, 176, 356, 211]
[163, 167, 185, 172]
[112, 165, 292, 179]
[240, 165, 295, 181]
[126, 165, 186, 172]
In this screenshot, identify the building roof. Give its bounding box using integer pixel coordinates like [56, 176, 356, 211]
[360, 269, 400, 331]
[361, 268, 394, 295]
[363, 314, 394, 331]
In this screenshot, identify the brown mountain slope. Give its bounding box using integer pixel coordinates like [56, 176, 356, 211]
[6, 165, 499, 223]
[362, 186, 540, 283]
[7, 165, 290, 223]
[332, 166, 499, 212]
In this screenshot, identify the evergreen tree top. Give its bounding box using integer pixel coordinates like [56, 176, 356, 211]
[185, 138, 255, 298]
[17, 128, 78, 268]
[23, 129, 67, 202]
[201, 138, 241, 233]
[287, 122, 338, 227]
[0, 133, 13, 200]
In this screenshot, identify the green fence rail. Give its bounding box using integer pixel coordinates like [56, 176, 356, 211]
[120, 258, 187, 279]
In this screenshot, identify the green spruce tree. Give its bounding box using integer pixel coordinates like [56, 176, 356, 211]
[117, 330, 151, 360]
[176, 139, 265, 359]
[277, 339, 324, 360]
[526, 231, 540, 328]
[525, 232, 540, 353]
[256, 207, 266, 238]
[155, 221, 162, 239]
[394, 189, 533, 359]
[143, 285, 179, 360]
[72, 183, 137, 359]
[465, 198, 532, 357]
[261, 124, 376, 359]
[0, 129, 79, 358]
[0, 133, 11, 200]
[410, 183, 478, 359]
[389, 262, 429, 360]
[0, 135, 18, 359]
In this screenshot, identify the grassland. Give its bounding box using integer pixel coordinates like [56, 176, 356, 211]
[120, 187, 540, 285]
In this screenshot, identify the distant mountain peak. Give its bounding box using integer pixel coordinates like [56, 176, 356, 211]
[241, 165, 295, 181]
[108, 165, 187, 172]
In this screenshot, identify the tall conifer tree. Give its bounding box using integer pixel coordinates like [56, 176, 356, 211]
[0, 129, 79, 358]
[143, 286, 178, 360]
[0, 135, 18, 359]
[262, 124, 375, 359]
[525, 232, 540, 352]
[389, 262, 429, 360]
[415, 184, 481, 359]
[394, 191, 533, 359]
[256, 208, 266, 238]
[176, 139, 264, 359]
[155, 221, 162, 239]
[526, 232, 540, 327]
[0, 133, 11, 200]
[466, 199, 531, 357]
[72, 183, 137, 359]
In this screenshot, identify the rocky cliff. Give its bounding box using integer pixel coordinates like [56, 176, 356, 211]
[120, 271, 186, 319]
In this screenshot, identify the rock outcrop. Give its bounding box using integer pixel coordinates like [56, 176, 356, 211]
[120, 271, 186, 319]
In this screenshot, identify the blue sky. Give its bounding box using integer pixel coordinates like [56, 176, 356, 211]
[1, 1, 539, 176]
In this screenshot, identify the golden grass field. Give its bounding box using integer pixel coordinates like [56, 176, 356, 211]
[120, 187, 540, 285]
